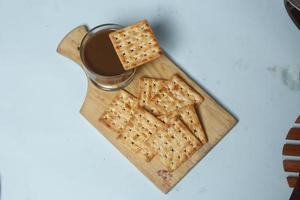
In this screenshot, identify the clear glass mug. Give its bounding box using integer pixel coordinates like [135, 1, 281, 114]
[79, 24, 136, 91]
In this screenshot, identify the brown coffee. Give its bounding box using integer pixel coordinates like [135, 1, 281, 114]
[81, 29, 125, 76]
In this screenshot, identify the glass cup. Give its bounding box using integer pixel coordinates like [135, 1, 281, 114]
[80, 24, 136, 91]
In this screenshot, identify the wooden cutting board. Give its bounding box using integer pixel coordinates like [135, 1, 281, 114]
[57, 25, 237, 193]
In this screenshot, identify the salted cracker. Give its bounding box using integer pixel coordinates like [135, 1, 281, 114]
[177, 105, 207, 144]
[138, 77, 167, 115]
[159, 105, 207, 144]
[149, 78, 167, 98]
[148, 117, 201, 171]
[166, 74, 204, 104]
[119, 107, 166, 162]
[150, 87, 187, 115]
[109, 20, 163, 70]
[99, 90, 138, 135]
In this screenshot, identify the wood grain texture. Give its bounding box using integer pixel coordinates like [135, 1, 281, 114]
[56, 25, 87, 65]
[290, 174, 300, 200]
[284, 160, 300, 172]
[296, 116, 300, 124]
[287, 128, 300, 140]
[288, 176, 299, 188]
[283, 144, 300, 156]
[57, 25, 237, 193]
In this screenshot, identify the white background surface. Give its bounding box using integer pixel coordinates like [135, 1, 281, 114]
[0, 0, 300, 199]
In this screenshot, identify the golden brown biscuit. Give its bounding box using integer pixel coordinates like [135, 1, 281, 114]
[109, 20, 162, 70]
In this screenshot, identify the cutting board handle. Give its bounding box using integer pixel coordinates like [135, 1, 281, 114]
[56, 25, 88, 66]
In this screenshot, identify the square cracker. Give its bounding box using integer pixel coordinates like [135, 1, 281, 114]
[150, 86, 188, 115]
[159, 105, 207, 144]
[119, 107, 166, 162]
[148, 117, 201, 171]
[99, 90, 138, 135]
[139, 77, 167, 116]
[149, 78, 167, 97]
[177, 105, 207, 144]
[109, 20, 163, 70]
[166, 74, 204, 104]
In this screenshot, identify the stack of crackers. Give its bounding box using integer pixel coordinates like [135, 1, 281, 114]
[100, 74, 207, 171]
[100, 20, 207, 171]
